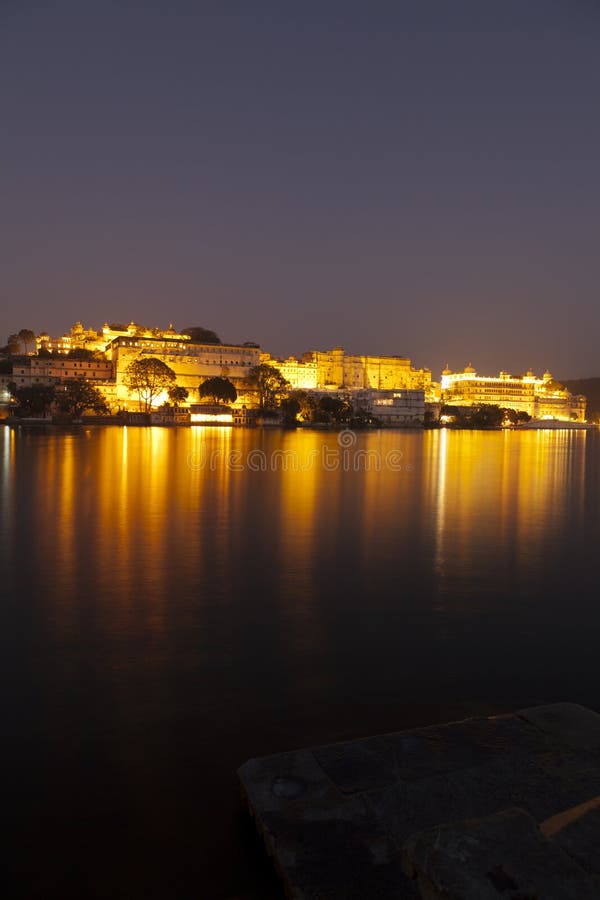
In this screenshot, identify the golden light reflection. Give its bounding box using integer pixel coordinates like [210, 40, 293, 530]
[1, 426, 13, 506]
[424, 429, 587, 610]
[190, 413, 233, 424]
[0, 427, 15, 572]
[358, 430, 421, 571]
[55, 436, 77, 596]
[8, 425, 591, 671]
[277, 431, 323, 655]
[429, 428, 448, 586]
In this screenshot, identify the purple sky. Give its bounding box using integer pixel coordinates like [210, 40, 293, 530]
[2, 1, 599, 378]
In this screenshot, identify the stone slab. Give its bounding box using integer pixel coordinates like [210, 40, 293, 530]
[517, 701, 600, 750]
[545, 801, 600, 877]
[402, 807, 600, 900]
[238, 703, 600, 898]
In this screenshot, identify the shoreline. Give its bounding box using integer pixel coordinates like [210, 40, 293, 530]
[2, 417, 596, 432]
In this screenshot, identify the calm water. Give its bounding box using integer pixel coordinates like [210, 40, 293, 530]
[3, 425, 600, 898]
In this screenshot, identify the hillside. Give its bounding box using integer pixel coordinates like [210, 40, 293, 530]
[563, 378, 600, 422]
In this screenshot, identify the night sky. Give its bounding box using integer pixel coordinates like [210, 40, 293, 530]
[2, 1, 599, 378]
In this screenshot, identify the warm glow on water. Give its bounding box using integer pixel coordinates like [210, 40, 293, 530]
[3, 426, 600, 897]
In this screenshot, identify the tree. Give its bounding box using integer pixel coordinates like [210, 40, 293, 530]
[124, 357, 176, 412]
[3, 329, 37, 355]
[502, 408, 531, 425]
[199, 376, 237, 404]
[292, 391, 318, 422]
[17, 329, 36, 354]
[249, 364, 289, 410]
[280, 396, 301, 424]
[55, 379, 109, 419]
[8, 382, 56, 417]
[318, 395, 352, 424]
[468, 405, 504, 427]
[440, 404, 505, 428]
[182, 326, 221, 344]
[66, 348, 100, 361]
[168, 385, 189, 407]
[5, 334, 22, 355]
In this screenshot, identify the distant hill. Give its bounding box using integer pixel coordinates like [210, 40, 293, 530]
[563, 378, 600, 422]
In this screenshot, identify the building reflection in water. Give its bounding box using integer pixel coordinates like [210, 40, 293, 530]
[4, 424, 591, 693]
[3, 423, 598, 900]
[424, 429, 587, 613]
[0, 427, 15, 586]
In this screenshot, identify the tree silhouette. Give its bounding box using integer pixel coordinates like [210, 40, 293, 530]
[168, 385, 189, 407]
[17, 329, 36, 354]
[249, 364, 289, 409]
[124, 357, 176, 411]
[182, 326, 221, 344]
[8, 383, 56, 417]
[5, 334, 21, 355]
[199, 377, 237, 404]
[55, 379, 109, 419]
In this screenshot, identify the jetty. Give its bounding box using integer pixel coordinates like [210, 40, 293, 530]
[239, 702, 600, 898]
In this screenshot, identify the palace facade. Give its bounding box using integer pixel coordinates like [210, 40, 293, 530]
[303, 347, 433, 395]
[259, 353, 319, 390]
[106, 334, 261, 408]
[262, 346, 435, 397]
[11, 357, 113, 387]
[37, 321, 191, 354]
[441, 365, 586, 421]
[1, 320, 589, 424]
[354, 389, 426, 425]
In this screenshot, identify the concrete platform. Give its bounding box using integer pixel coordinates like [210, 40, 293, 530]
[238, 703, 600, 898]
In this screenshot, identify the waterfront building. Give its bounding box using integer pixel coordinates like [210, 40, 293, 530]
[5, 318, 588, 424]
[232, 406, 258, 426]
[0, 376, 13, 407]
[441, 365, 586, 421]
[300, 347, 435, 397]
[37, 321, 191, 354]
[260, 353, 319, 390]
[189, 403, 234, 424]
[106, 334, 261, 409]
[150, 408, 191, 425]
[10, 357, 113, 387]
[355, 389, 426, 425]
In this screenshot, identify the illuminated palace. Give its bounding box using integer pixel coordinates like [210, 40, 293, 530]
[441, 365, 586, 422]
[258, 347, 435, 425]
[1, 320, 589, 425]
[36, 320, 190, 354]
[24, 320, 258, 409]
[26, 323, 437, 413]
[106, 334, 260, 408]
[261, 347, 434, 396]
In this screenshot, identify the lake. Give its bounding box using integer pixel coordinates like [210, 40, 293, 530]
[3, 425, 600, 898]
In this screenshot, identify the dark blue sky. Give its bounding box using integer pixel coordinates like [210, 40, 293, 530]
[2, 1, 599, 377]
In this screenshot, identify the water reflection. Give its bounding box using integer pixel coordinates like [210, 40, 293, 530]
[2, 425, 592, 628]
[422, 430, 588, 611]
[2, 424, 599, 899]
[5, 425, 591, 641]
[0, 427, 14, 586]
